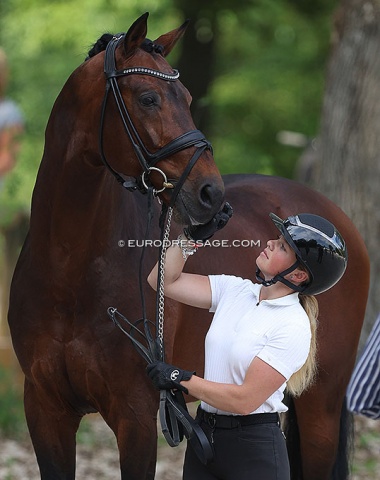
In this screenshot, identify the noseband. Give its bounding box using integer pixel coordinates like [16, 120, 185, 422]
[99, 34, 212, 206]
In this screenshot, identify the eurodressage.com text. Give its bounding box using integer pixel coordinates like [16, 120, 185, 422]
[118, 239, 261, 248]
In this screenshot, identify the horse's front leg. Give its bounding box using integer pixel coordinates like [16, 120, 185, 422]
[24, 378, 81, 480]
[104, 395, 159, 480]
[119, 418, 158, 480]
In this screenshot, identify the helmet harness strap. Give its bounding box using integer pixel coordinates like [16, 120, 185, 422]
[256, 260, 306, 293]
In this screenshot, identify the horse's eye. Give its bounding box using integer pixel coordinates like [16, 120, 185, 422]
[139, 93, 159, 107]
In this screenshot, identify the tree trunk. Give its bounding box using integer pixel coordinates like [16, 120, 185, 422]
[310, 0, 380, 348]
[175, 0, 218, 133]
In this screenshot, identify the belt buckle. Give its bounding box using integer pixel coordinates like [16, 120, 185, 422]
[207, 414, 216, 428]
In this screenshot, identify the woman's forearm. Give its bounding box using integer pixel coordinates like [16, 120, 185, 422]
[181, 357, 287, 415]
[147, 242, 185, 290]
[147, 237, 211, 309]
[182, 375, 256, 416]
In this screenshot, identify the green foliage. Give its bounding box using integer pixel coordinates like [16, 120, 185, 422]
[209, 0, 336, 176]
[0, 0, 337, 227]
[0, 366, 26, 438]
[0, 0, 181, 227]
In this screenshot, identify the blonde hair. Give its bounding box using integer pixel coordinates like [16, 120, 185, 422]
[0, 48, 9, 98]
[286, 294, 318, 397]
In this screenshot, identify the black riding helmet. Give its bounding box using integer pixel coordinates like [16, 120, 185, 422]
[256, 213, 348, 295]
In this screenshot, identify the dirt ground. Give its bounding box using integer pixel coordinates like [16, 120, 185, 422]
[0, 412, 379, 479]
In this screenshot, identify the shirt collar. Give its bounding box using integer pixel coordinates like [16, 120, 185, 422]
[251, 283, 300, 306]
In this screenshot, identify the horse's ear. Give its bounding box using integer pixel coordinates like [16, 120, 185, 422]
[123, 12, 149, 57]
[153, 20, 189, 57]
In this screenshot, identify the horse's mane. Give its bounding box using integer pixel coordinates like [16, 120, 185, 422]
[86, 33, 114, 59]
[86, 35, 163, 60]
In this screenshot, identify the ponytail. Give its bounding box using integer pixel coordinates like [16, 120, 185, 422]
[286, 294, 318, 397]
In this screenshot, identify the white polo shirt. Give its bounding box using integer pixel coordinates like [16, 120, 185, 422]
[200, 274, 311, 415]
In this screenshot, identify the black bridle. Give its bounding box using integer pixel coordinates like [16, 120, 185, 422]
[102, 35, 213, 465]
[99, 34, 212, 206]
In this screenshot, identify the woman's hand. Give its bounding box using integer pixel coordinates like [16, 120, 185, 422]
[146, 361, 194, 394]
[184, 202, 233, 242]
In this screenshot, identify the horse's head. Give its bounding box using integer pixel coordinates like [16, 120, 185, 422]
[84, 12, 224, 225]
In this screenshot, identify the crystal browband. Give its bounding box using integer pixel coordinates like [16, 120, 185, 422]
[109, 67, 180, 81]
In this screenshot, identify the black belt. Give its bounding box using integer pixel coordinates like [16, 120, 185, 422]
[198, 407, 279, 429]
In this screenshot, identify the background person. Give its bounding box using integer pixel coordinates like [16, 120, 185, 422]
[347, 312, 380, 419]
[0, 48, 24, 186]
[147, 207, 347, 480]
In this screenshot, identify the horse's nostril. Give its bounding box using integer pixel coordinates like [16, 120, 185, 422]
[200, 184, 212, 206]
[200, 183, 223, 209]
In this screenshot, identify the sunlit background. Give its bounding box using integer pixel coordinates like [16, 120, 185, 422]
[1, 1, 379, 478]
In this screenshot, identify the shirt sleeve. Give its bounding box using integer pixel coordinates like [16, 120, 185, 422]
[208, 274, 244, 313]
[256, 314, 311, 380]
[0, 100, 24, 130]
[346, 313, 380, 418]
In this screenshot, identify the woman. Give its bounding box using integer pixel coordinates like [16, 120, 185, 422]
[147, 205, 347, 480]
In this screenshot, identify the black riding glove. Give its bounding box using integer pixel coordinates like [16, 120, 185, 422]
[184, 202, 233, 242]
[146, 361, 194, 394]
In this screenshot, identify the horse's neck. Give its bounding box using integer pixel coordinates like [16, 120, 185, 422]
[30, 157, 146, 264]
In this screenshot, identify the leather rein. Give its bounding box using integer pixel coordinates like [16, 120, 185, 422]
[102, 35, 213, 464]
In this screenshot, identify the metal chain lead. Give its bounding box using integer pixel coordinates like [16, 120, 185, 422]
[157, 206, 173, 359]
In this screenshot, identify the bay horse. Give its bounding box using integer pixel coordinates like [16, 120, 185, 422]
[8, 13, 369, 480]
[8, 13, 225, 480]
